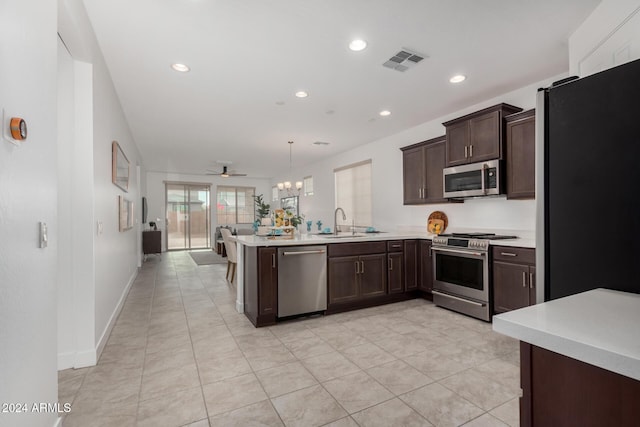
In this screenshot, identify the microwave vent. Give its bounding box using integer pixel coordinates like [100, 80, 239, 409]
[383, 48, 427, 72]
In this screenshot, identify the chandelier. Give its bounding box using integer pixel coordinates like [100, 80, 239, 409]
[277, 141, 302, 195]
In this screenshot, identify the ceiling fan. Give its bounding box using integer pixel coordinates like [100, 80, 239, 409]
[206, 165, 247, 177]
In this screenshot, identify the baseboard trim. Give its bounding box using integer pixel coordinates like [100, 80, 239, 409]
[236, 300, 244, 313]
[74, 349, 97, 368]
[94, 268, 138, 363]
[57, 351, 75, 371]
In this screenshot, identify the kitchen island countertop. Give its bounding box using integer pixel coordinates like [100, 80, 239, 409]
[493, 288, 640, 380]
[235, 230, 535, 249]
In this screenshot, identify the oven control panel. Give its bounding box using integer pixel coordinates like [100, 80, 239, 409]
[432, 236, 490, 251]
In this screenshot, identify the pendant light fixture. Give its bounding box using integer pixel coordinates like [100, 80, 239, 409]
[277, 141, 303, 195]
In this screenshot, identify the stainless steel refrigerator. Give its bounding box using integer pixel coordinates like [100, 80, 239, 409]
[536, 58, 640, 301]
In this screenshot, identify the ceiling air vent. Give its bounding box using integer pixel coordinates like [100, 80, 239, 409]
[383, 48, 427, 72]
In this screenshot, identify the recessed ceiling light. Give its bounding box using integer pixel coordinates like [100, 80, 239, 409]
[349, 39, 367, 51]
[449, 74, 466, 83]
[295, 91, 309, 98]
[379, 110, 391, 117]
[275, 101, 285, 106]
[171, 63, 190, 72]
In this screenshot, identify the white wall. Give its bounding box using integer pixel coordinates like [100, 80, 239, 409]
[0, 1, 59, 426]
[146, 172, 271, 251]
[569, 0, 640, 76]
[57, 0, 144, 368]
[275, 77, 564, 234]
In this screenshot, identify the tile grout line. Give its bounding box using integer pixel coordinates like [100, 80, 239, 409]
[135, 255, 165, 423]
[179, 253, 215, 426]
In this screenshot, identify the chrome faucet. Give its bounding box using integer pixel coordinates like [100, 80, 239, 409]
[334, 207, 346, 235]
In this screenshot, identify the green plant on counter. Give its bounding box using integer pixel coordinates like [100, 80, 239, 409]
[286, 211, 305, 228]
[252, 194, 270, 219]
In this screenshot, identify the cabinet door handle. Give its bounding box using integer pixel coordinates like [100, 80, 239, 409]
[354, 261, 359, 274]
[361, 261, 365, 274]
[272, 253, 276, 268]
[522, 271, 527, 288]
[469, 144, 473, 157]
[464, 145, 468, 158]
[529, 272, 534, 289]
[389, 257, 393, 271]
[501, 252, 517, 257]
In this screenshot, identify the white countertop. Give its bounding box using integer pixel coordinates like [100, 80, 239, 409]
[493, 288, 640, 380]
[235, 230, 535, 248]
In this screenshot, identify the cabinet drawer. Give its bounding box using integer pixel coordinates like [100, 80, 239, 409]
[387, 240, 404, 252]
[328, 241, 386, 257]
[492, 246, 535, 264]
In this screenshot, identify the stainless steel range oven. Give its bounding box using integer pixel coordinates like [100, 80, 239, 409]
[431, 233, 517, 321]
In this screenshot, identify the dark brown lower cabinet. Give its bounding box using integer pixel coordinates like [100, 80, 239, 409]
[244, 246, 278, 327]
[328, 253, 386, 305]
[388, 252, 404, 294]
[419, 240, 433, 293]
[492, 246, 536, 313]
[360, 254, 387, 298]
[404, 240, 418, 291]
[142, 230, 161, 255]
[520, 342, 640, 427]
[327, 256, 359, 304]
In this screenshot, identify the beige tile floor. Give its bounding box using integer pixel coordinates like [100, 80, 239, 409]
[59, 251, 520, 427]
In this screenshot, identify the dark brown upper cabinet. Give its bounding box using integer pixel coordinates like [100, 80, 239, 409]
[401, 136, 449, 204]
[505, 109, 536, 199]
[443, 103, 522, 167]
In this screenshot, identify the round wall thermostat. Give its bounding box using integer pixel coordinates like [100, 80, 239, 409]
[10, 117, 27, 140]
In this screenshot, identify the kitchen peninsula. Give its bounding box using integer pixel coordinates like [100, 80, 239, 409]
[493, 289, 640, 426]
[235, 231, 535, 327]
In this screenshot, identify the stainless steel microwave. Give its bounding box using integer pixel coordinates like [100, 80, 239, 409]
[443, 159, 502, 198]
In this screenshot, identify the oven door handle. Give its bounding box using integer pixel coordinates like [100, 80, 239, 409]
[432, 290, 485, 307]
[431, 247, 486, 257]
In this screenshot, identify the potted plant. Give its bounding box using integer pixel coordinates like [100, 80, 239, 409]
[286, 210, 305, 228]
[253, 194, 271, 225]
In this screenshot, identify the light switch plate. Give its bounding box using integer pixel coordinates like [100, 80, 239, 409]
[39, 222, 48, 248]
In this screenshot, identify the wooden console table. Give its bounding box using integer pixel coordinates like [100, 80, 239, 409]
[143, 230, 161, 259]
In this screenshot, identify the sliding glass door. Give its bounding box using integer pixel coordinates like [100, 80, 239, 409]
[166, 183, 211, 250]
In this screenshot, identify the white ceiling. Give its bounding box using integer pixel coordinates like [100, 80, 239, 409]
[82, 0, 600, 178]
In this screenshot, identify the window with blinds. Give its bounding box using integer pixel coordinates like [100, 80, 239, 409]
[334, 160, 372, 227]
[304, 176, 314, 196]
[216, 186, 255, 224]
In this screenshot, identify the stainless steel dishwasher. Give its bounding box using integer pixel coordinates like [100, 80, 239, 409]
[277, 245, 327, 317]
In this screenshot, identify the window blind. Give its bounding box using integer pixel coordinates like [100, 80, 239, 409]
[334, 160, 372, 227]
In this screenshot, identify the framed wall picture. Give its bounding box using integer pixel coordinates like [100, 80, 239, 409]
[119, 196, 134, 232]
[112, 141, 130, 192]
